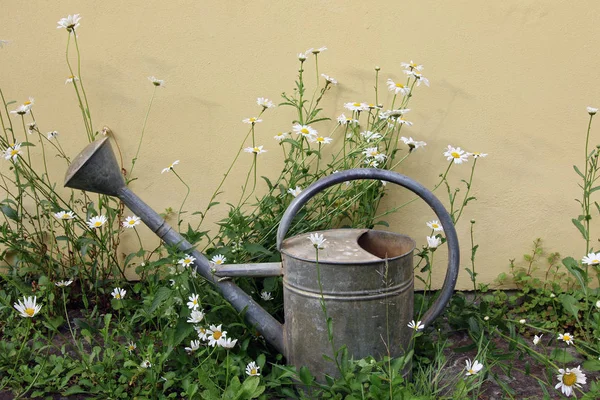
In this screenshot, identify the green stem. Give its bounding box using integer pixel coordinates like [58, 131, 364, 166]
[172, 170, 190, 231]
[129, 86, 157, 180]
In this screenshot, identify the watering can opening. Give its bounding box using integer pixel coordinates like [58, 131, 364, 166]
[356, 230, 415, 260]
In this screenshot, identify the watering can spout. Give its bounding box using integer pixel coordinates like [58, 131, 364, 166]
[64, 138, 285, 354]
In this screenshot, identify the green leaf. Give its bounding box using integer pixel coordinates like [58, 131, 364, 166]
[149, 286, 173, 314]
[559, 294, 580, 319]
[373, 220, 389, 227]
[583, 359, 600, 371]
[562, 257, 588, 292]
[572, 218, 588, 240]
[239, 376, 260, 399]
[550, 348, 576, 363]
[63, 385, 86, 395]
[244, 243, 272, 256]
[590, 186, 600, 193]
[299, 366, 314, 386]
[0, 204, 19, 222]
[573, 165, 585, 178]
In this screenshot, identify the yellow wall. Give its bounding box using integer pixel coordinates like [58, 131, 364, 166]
[2, 1, 600, 289]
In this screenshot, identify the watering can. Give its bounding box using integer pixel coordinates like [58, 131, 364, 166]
[64, 137, 459, 378]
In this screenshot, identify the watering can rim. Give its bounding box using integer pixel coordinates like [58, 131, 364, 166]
[280, 228, 416, 265]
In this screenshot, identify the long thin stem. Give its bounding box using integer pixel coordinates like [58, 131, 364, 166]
[129, 86, 157, 180]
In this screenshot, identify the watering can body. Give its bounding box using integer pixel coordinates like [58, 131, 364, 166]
[65, 138, 459, 379]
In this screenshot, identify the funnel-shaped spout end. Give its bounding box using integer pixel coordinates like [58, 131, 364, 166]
[64, 137, 125, 196]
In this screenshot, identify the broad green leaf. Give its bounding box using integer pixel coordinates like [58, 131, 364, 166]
[149, 286, 173, 314]
[559, 293, 580, 319]
[299, 366, 314, 386]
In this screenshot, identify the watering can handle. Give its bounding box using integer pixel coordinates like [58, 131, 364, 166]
[276, 168, 459, 328]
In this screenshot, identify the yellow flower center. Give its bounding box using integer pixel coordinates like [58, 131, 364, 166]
[62, 214, 70, 219]
[69, 75, 75, 79]
[562, 372, 577, 386]
[115, 293, 121, 299]
[193, 299, 198, 305]
[199, 328, 206, 334]
[468, 368, 475, 375]
[593, 259, 599, 264]
[213, 331, 222, 340]
[395, 83, 405, 88]
[353, 102, 361, 107]
[253, 147, 260, 153]
[10, 149, 19, 156]
[432, 224, 439, 229]
[249, 118, 256, 122]
[251, 368, 258, 375]
[317, 137, 325, 142]
[23, 101, 31, 105]
[451, 152, 460, 158]
[215, 259, 223, 264]
[563, 334, 571, 341]
[185, 258, 192, 264]
[410, 63, 417, 68]
[94, 221, 102, 227]
[129, 345, 135, 351]
[128, 220, 136, 225]
[25, 307, 35, 316]
[300, 128, 309, 134]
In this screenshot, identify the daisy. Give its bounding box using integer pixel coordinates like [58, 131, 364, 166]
[178, 254, 196, 267]
[344, 102, 369, 112]
[337, 114, 359, 125]
[195, 326, 209, 341]
[360, 131, 382, 142]
[555, 366, 586, 397]
[27, 122, 36, 134]
[242, 117, 263, 124]
[122, 216, 141, 229]
[587, 106, 598, 115]
[148, 76, 165, 87]
[426, 220, 443, 231]
[220, 337, 238, 349]
[256, 97, 274, 109]
[287, 186, 302, 197]
[401, 137, 427, 151]
[244, 145, 267, 155]
[427, 236, 442, 249]
[364, 159, 380, 168]
[260, 291, 273, 301]
[386, 79, 410, 96]
[396, 117, 413, 126]
[55, 279, 73, 287]
[87, 215, 107, 229]
[127, 342, 136, 353]
[312, 46, 327, 54]
[9, 104, 29, 116]
[471, 152, 488, 159]
[321, 74, 337, 85]
[4, 142, 22, 161]
[465, 359, 483, 376]
[533, 334, 543, 345]
[274, 132, 290, 142]
[308, 232, 326, 249]
[410, 72, 430, 87]
[111, 287, 126, 300]
[57, 14, 81, 31]
[582, 252, 600, 265]
[140, 360, 151, 368]
[161, 160, 179, 174]
[558, 332, 574, 345]
[47, 131, 59, 140]
[444, 145, 469, 164]
[310, 136, 333, 145]
[184, 340, 201, 353]
[187, 294, 200, 310]
[211, 254, 226, 265]
[519, 319, 526, 324]
[297, 51, 309, 61]
[65, 75, 79, 84]
[408, 320, 425, 331]
[206, 324, 227, 347]
[187, 309, 206, 324]
[401, 60, 424, 72]
[246, 361, 261, 376]
[13, 296, 42, 318]
[292, 124, 317, 138]
[54, 210, 75, 220]
[596, 300, 600, 309]
[362, 147, 387, 162]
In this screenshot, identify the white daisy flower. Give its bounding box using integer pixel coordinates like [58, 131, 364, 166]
[9, 104, 30, 116]
[426, 220, 443, 232]
[13, 296, 42, 318]
[297, 51, 309, 61]
[140, 360, 151, 368]
[337, 114, 359, 125]
[195, 326, 209, 341]
[148, 76, 165, 87]
[292, 124, 317, 138]
[362, 147, 387, 162]
[310, 136, 333, 145]
[533, 334, 543, 345]
[127, 342, 136, 353]
[582, 252, 600, 265]
[401, 60, 424, 72]
[321, 74, 337, 85]
[161, 160, 179, 174]
[409, 72, 430, 87]
[211, 255, 226, 265]
[558, 332, 574, 345]
[206, 324, 227, 347]
[187, 309, 206, 324]
[360, 131, 382, 142]
[364, 159, 380, 168]
[55, 279, 73, 287]
[313, 46, 327, 54]
[408, 320, 425, 331]
[184, 339, 201, 353]
[57, 14, 81, 31]
[122, 216, 141, 229]
[27, 122, 36, 135]
[87, 215, 107, 229]
[400, 137, 427, 152]
[386, 79, 411, 96]
[344, 102, 369, 112]
[220, 337, 238, 349]
[465, 359, 483, 376]
[427, 236, 442, 249]
[246, 361, 261, 376]
[256, 98, 274, 109]
[54, 211, 75, 220]
[308, 233, 326, 249]
[4, 142, 22, 161]
[587, 106, 598, 115]
[471, 152, 488, 159]
[65, 75, 79, 84]
[444, 145, 469, 164]
[187, 294, 200, 310]
[288, 186, 302, 197]
[555, 365, 586, 397]
[111, 287, 126, 300]
[244, 145, 267, 155]
[396, 117, 413, 126]
[519, 319, 526, 324]
[178, 254, 196, 267]
[274, 132, 290, 142]
[260, 291, 273, 301]
[47, 131, 59, 140]
[596, 300, 600, 309]
[242, 117, 263, 124]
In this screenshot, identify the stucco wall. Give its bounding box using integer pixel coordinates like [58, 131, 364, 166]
[2, 1, 599, 289]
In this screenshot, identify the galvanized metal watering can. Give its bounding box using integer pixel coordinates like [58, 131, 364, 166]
[65, 138, 459, 377]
